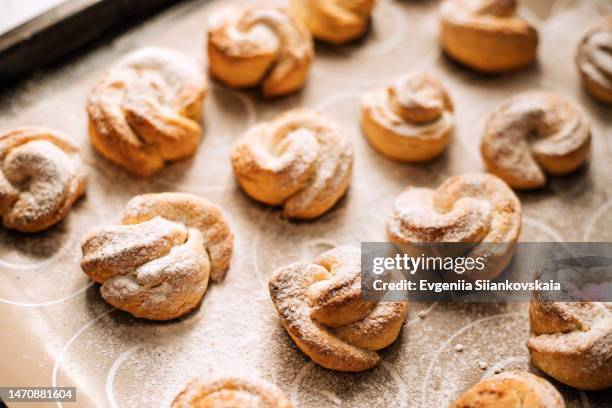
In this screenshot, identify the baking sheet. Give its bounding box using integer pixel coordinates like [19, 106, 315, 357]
[0, 0, 611, 407]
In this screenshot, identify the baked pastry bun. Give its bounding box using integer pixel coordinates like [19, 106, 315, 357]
[0, 127, 86, 232]
[88, 47, 206, 177]
[387, 173, 521, 280]
[269, 246, 408, 372]
[289, 0, 375, 44]
[231, 109, 353, 220]
[81, 193, 233, 321]
[207, 7, 313, 98]
[576, 17, 612, 103]
[361, 73, 453, 162]
[439, 0, 538, 73]
[528, 301, 612, 390]
[451, 371, 565, 408]
[172, 377, 291, 408]
[481, 91, 591, 190]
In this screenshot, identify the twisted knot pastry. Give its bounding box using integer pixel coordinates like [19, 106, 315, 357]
[0, 127, 86, 233]
[528, 301, 612, 390]
[481, 91, 591, 190]
[361, 73, 454, 162]
[207, 7, 313, 98]
[439, 0, 538, 72]
[451, 371, 565, 408]
[289, 0, 375, 44]
[387, 173, 521, 280]
[269, 246, 408, 372]
[81, 193, 233, 321]
[576, 17, 612, 103]
[87, 47, 206, 177]
[172, 377, 291, 408]
[231, 109, 353, 220]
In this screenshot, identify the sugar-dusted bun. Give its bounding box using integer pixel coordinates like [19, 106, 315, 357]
[481, 91, 590, 190]
[87, 47, 206, 177]
[439, 0, 538, 72]
[361, 73, 454, 162]
[0, 127, 86, 232]
[207, 7, 313, 98]
[81, 193, 233, 320]
[576, 17, 612, 103]
[528, 301, 612, 390]
[269, 246, 408, 372]
[289, 0, 375, 44]
[231, 109, 353, 220]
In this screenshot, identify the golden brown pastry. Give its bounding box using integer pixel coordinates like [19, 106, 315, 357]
[387, 173, 521, 280]
[481, 91, 591, 190]
[528, 301, 612, 390]
[207, 7, 313, 98]
[576, 17, 612, 103]
[451, 371, 565, 408]
[172, 377, 292, 408]
[289, 0, 375, 44]
[361, 73, 454, 162]
[231, 109, 353, 220]
[0, 127, 86, 233]
[269, 246, 408, 372]
[81, 193, 233, 321]
[87, 47, 206, 177]
[439, 0, 538, 73]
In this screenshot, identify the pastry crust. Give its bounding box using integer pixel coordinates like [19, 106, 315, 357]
[81, 193, 233, 320]
[576, 17, 612, 103]
[207, 7, 313, 98]
[172, 377, 292, 408]
[481, 91, 591, 190]
[528, 301, 612, 390]
[361, 73, 454, 162]
[451, 371, 565, 408]
[289, 0, 375, 44]
[269, 246, 408, 372]
[0, 127, 86, 232]
[230, 109, 353, 220]
[439, 0, 538, 73]
[87, 47, 206, 177]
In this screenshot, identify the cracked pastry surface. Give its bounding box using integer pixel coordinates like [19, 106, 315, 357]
[576, 17, 612, 103]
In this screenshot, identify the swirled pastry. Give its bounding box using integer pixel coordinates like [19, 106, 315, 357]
[172, 377, 292, 408]
[269, 246, 408, 372]
[0, 127, 86, 232]
[87, 47, 206, 177]
[207, 7, 313, 98]
[451, 371, 565, 408]
[361, 73, 454, 162]
[387, 173, 521, 280]
[289, 0, 375, 44]
[528, 301, 612, 390]
[481, 91, 591, 190]
[231, 109, 353, 220]
[576, 17, 612, 103]
[439, 0, 538, 72]
[81, 193, 233, 321]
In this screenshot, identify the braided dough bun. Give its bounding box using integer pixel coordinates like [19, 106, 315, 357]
[87, 47, 206, 177]
[361, 73, 454, 162]
[81, 193, 233, 321]
[451, 371, 565, 408]
[576, 17, 612, 103]
[207, 7, 313, 98]
[528, 301, 612, 390]
[231, 109, 353, 220]
[439, 0, 538, 73]
[0, 127, 86, 233]
[269, 246, 408, 372]
[387, 173, 521, 280]
[481, 91, 591, 190]
[289, 0, 375, 44]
